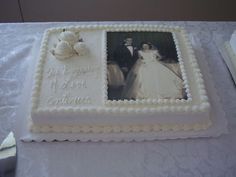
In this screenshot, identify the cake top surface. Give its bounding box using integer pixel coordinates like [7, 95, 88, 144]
[31, 24, 210, 114]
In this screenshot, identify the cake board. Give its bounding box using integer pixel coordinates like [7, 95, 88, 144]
[16, 31, 228, 142]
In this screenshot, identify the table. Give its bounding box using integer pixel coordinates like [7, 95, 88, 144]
[0, 22, 236, 177]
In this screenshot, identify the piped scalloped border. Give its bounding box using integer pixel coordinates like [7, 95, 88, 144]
[179, 30, 209, 105]
[31, 24, 210, 116]
[31, 29, 51, 112]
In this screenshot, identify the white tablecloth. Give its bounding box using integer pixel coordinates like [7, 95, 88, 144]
[0, 21, 236, 177]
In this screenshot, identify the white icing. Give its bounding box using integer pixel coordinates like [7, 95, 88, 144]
[38, 30, 104, 108]
[51, 41, 74, 60]
[58, 30, 78, 45]
[230, 31, 236, 55]
[52, 30, 90, 60]
[73, 41, 89, 56]
[228, 31, 236, 72]
[30, 24, 211, 134]
[47, 95, 91, 106]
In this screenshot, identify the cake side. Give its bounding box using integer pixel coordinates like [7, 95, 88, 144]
[30, 24, 211, 133]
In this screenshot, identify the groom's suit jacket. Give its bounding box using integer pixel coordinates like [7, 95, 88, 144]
[113, 44, 138, 71]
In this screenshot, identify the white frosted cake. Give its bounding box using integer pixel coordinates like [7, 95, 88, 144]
[224, 30, 236, 83]
[229, 31, 236, 55]
[29, 24, 211, 135]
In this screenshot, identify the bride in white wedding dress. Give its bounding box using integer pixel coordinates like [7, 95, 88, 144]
[122, 42, 183, 99]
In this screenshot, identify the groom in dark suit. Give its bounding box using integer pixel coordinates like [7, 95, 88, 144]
[113, 36, 138, 78]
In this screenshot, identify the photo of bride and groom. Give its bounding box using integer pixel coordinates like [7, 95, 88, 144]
[107, 32, 186, 100]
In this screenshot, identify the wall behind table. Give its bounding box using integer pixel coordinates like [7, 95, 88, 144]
[0, 0, 236, 22]
[0, 0, 23, 22]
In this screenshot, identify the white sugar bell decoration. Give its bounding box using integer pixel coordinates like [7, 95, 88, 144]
[58, 29, 79, 45]
[51, 41, 74, 60]
[51, 29, 89, 60]
[73, 39, 89, 56]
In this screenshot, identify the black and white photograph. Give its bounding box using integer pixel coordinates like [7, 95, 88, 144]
[107, 32, 186, 100]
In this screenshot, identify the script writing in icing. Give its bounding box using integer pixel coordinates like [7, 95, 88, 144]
[46, 65, 99, 93]
[47, 95, 92, 106]
[46, 65, 100, 79]
[45, 65, 99, 106]
[49, 79, 87, 93]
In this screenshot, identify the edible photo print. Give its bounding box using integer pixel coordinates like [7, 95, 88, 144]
[106, 31, 187, 101]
